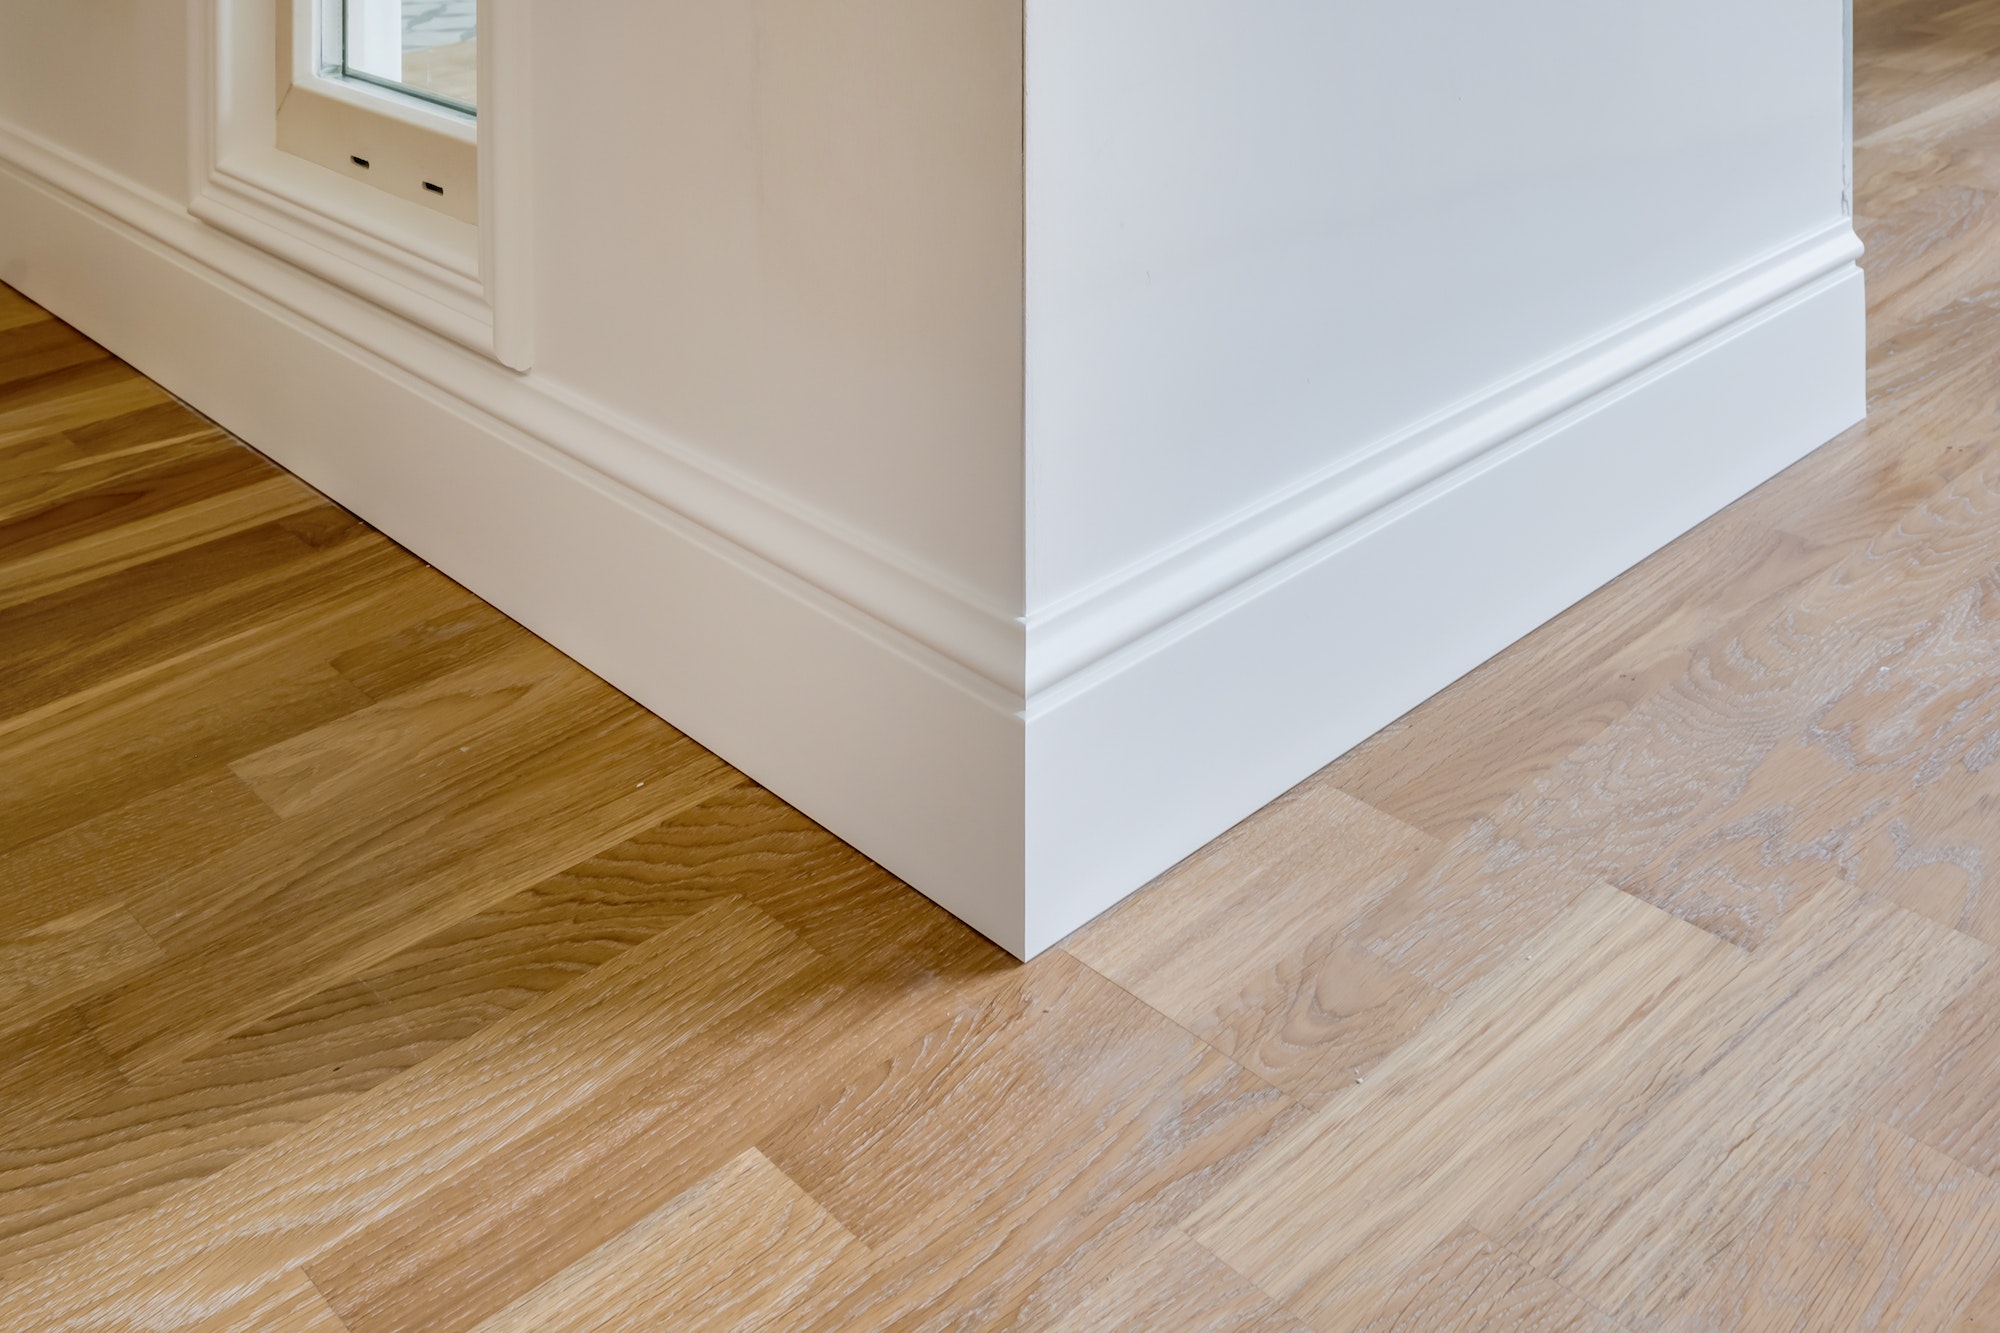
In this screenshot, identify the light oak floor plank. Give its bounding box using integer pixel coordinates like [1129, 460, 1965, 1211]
[1067, 781, 1451, 1102]
[0, 791, 866, 1277]
[1870, 962, 2000, 1177]
[1481, 884, 1991, 1328]
[0, 897, 823, 1331]
[1188, 883, 1743, 1332]
[466, 1149, 870, 1333]
[0, 365, 172, 449]
[0, 471, 327, 612]
[0, 768, 277, 939]
[759, 948, 1290, 1333]
[186, 1271, 349, 1333]
[1954, 1265, 2000, 1333]
[0, 318, 107, 392]
[0, 1010, 126, 1132]
[0, 422, 237, 529]
[0, 902, 162, 1042]
[1037, 1228, 1313, 1333]
[303, 929, 1004, 1331]
[0, 514, 400, 725]
[1669, 1115, 2000, 1333]
[1332, 1225, 1621, 1333]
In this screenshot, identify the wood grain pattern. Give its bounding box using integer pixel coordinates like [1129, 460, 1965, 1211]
[1067, 781, 1450, 1100]
[1035, 1228, 1313, 1333]
[0, 317, 106, 391]
[1189, 884, 1742, 1331]
[0, 792, 853, 1276]
[1670, 1115, 2000, 1333]
[81, 692, 741, 1076]
[759, 949, 1288, 1333]
[9, 2, 2000, 1325]
[1482, 885, 1990, 1327]
[1954, 1264, 2000, 1333]
[466, 1149, 869, 1333]
[1854, 0, 2000, 140]
[300, 812, 1003, 1333]
[0, 897, 823, 1331]
[1871, 963, 2000, 1177]
[0, 418, 231, 529]
[0, 1011, 125, 1131]
[0, 471, 324, 612]
[0, 902, 161, 1041]
[1399, 440, 2000, 961]
[1321, 512, 1826, 846]
[0, 284, 50, 334]
[0, 514, 399, 723]
[1338, 1226, 1620, 1333]
[186, 1271, 349, 1333]
[0, 768, 277, 938]
[0, 365, 171, 451]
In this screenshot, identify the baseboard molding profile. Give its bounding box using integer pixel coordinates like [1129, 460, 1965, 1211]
[1022, 222, 1864, 698]
[1025, 261, 1866, 953]
[0, 116, 1865, 959]
[0, 118, 1023, 691]
[0, 119, 1033, 952]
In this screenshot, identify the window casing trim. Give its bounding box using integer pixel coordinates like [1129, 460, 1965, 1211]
[188, 0, 531, 368]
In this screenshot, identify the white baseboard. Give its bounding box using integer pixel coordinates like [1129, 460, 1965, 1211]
[1022, 262, 1865, 954]
[0, 118, 1864, 959]
[0, 122, 1033, 954]
[1022, 223, 1863, 696]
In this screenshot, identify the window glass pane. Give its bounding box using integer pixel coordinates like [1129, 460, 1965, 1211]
[340, 0, 477, 114]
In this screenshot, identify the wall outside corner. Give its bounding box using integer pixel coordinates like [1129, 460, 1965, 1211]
[1014, 0, 1861, 952]
[0, 0, 1864, 960]
[1021, 265, 1865, 956]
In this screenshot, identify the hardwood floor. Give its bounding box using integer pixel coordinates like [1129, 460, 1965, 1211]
[4, 2, 2000, 1327]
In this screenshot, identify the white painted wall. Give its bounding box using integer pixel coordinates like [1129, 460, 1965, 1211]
[1024, 0, 1850, 608]
[0, 0, 1024, 612]
[530, 0, 1025, 612]
[0, 2, 190, 203]
[0, 0, 1863, 957]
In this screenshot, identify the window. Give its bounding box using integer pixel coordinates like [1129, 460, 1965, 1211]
[191, 0, 529, 367]
[274, 0, 481, 225]
[325, 0, 478, 117]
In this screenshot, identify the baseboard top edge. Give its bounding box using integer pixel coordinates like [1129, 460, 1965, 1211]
[0, 116, 1033, 702]
[1020, 221, 1864, 699]
[0, 121, 1858, 722]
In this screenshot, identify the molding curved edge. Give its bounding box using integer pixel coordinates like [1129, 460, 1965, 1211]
[0, 115, 1025, 705]
[0, 115, 1863, 728]
[0, 129, 1034, 952]
[1022, 221, 1866, 700]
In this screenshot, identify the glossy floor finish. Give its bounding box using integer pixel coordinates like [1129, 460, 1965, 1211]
[5, 5, 2000, 1329]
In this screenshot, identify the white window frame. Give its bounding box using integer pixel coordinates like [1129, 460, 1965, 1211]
[310, 0, 477, 120]
[187, 0, 532, 369]
[276, 1, 479, 230]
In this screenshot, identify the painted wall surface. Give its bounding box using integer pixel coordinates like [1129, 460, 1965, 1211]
[0, 0, 1026, 614]
[529, 0, 1026, 612]
[1023, 0, 1851, 608]
[0, 3, 191, 203]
